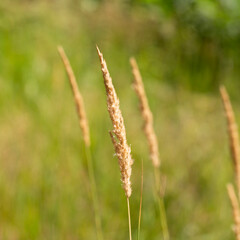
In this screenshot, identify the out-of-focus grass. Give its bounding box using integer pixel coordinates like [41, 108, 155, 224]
[0, 1, 239, 239]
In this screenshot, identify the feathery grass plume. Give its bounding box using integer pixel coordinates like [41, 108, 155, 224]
[227, 184, 240, 240]
[130, 57, 160, 168]
[97, 46, 133, 198]
[220, 86, 240, 196]
[96, 46, 133, 240]
[58, 46, 90, 147]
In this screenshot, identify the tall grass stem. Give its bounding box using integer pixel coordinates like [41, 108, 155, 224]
[58, 46, 103, 240]
[85, 145, 103, 240]
[127, 197, 132, 240]
[154, 168, 170, 240]
[138, 160, 143, 240]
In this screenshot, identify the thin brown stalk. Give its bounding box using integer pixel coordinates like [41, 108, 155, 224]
[58, 46, 90, 147]
[96, 46, 133, 240]
[227, 184, 240, 240]
[220, 86, 240, 197]
[130, 57, 160, 168]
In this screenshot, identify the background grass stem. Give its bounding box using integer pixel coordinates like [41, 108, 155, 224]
[154, 168, 170, 240]
[127, 197, 132, 240]
[85, 145, 103, 240]
[138, 160, 143, 240]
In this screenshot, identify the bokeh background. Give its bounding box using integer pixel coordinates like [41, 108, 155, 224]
[0, 0, 240, 239]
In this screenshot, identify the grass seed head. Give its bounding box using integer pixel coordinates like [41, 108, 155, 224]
[58, 46, 90, 147]
[97, 46, 133, 198]
[227, 184, 240, 240]
[220, 86, 240, 196]
[130, 57, 160, 168]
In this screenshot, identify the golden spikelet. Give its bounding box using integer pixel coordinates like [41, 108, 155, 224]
[96, 46, 133, 198]
[227, 184, 240, 240]
[220, 86, 240, 195]
[58, 46, 90, 147]
[130, 57, 160, 168]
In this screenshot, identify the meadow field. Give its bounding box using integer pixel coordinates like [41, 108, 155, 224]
[0, 1, 240, 239]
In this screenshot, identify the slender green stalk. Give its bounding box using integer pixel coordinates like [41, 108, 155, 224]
[127, 197, 132, 240]
[85, 145, 103, 240]
[154, 167, 170, 240]
[138, 160, 143, 240]
[157, 195, 169, 240]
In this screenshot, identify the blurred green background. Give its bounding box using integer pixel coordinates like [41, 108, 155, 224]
[0, 0, 240, 239]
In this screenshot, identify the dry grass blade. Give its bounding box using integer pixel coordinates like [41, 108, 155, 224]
[97, 46, 133, 198]
[58, 46, 90, 147]
[227, 184, 240, 240]
[130, 57, 160, 168]
[220, 86, 240, 196]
